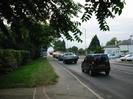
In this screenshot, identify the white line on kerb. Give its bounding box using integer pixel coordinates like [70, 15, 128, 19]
[43, 87, 51, 99]
[62, 67, 104, 99]
[33, 87, 36, 99]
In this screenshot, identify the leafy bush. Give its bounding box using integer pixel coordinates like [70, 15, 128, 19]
[0, 49, 31, 73]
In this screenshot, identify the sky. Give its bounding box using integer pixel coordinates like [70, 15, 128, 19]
[65, 0, 133, 49]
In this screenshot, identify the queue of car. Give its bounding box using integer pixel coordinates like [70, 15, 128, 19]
[52, 51, 133, 76]
[52, 52, 79, 64]
[52, 52, 111, 76]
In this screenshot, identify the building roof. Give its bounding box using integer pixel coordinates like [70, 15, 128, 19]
[119, 39, 133, 45]
[104, 45, 119, 48]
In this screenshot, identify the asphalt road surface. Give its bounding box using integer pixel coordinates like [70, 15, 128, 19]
[55, 58, 133, 99]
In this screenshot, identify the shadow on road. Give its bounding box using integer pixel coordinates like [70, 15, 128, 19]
[85, 72, 112, 79]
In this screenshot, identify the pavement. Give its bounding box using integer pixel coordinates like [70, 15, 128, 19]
[0, 57, 98, 99]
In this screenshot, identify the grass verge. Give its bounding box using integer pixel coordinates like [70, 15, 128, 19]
[0, 58, 58, 88]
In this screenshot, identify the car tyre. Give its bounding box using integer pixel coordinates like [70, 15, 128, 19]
[63, 60, 66, 64]
[89, 70, 94, 76]
[105, 71, 110, 76]
[74, 60, 77, 64]
[82, 68, 84, 72]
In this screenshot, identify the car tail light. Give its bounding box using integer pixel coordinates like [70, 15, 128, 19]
[105, 60, 110, 65]
[105, 60, 109, 63]
[91, 61, 95, 64]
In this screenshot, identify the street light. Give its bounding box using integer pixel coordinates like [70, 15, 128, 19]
[83, 28, 87, 55]
[130, 35, 133, 45]
[130, 35, 133, 54]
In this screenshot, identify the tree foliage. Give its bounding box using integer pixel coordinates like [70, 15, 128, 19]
[67, 46, 78, 54]
[0, 22, 55, 58]
[106, 37, 121, 45]
[0, 0, 125, 43]
[0, 0, 125, 58]
[0, 0, 82, 42]
[78, 48, 85, 55]
[53, 40, 66, 52]
[87, 35, 103, 53]
[82, 0, 125, 31]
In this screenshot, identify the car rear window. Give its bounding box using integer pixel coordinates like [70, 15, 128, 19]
[94, 55, 108, 62]
[86, 55, 94, 61]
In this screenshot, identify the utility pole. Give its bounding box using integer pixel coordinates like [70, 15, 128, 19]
[130, 35, 133, 45]
[83, 28, 87, 55]
[130, 35, 133, 54]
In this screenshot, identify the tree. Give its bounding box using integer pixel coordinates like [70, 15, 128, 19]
[87, 35, 103, 53]
[26, 23, 56, 58]
[0, 22, 56, 58]
[0, 0, 125, 43]
[0, 0, 125, 58]
[106, 37, 121, 45]
[82, 0, 125, 31]
[78, 48, 85, 55]
[67, 46, 78, 54]
[53, 40, 66, 52]
[0, 0, 82, 43]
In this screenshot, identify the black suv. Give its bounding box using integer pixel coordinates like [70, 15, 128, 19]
[81, 54, 110, 76]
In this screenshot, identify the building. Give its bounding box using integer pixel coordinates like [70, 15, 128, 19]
[119, 39, 133, 55]
[104, 39, 133, 57]
[104, 45, 121, 57]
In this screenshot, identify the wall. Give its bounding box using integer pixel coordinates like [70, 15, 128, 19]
[119, 45, 133, 55]
[104, 47, 121, 57]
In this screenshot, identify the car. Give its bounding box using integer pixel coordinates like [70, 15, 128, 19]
[40, 48, 47, 57]
[58, 54, 64, 61]
[108, 54, 118, 59]
[107, 54, 113, 59]
[81, 54, 110, 76]
[63, 52, 79, 64]
[52, 51, 62, 58]
[126, 55, 133, 61]
[120, 54, 132, 61]
[42, 51, 47, 57]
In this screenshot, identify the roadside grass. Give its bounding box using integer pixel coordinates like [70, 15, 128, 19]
[0, 58, 58, 88]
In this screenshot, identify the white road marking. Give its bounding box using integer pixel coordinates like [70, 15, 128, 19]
[62, 66, 104, 99]
[33, 88, 36, 99]
[43, 87, 51, 99]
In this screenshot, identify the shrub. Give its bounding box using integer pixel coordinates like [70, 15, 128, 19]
[0, 49, 31, 73]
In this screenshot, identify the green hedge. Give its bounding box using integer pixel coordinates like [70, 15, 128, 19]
[0, 49, 31, 73]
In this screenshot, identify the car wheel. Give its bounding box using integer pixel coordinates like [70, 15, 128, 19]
[63, 60, 66, 64]
[105, 71, 110, 76]
[89, 70, 94, 76]
[82, 68, 84, 72]
[74, 60, 77, 64]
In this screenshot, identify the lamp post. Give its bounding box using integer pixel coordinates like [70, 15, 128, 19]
[130, 35, 133, 45]
[83, 28, 87, 55]
[130, 35, 133, 54]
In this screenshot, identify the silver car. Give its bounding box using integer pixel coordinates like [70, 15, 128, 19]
[63, 52, 79, 64]
[120, 54, 132, 61]
[126, 55, 133, 61]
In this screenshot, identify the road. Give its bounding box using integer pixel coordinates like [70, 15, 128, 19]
[54, 58, 133, 99]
